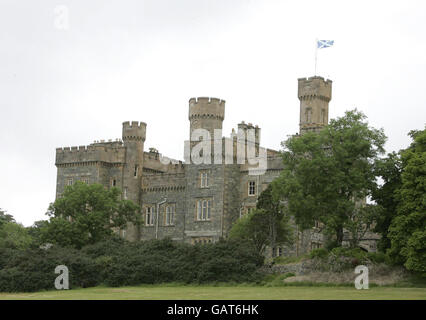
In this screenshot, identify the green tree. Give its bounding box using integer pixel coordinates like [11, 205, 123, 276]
[371, 152, 403, 252]
[26, 220, 49, 248]
[0, 222, 33, 250]
[388, 128, 426, 276]
[273, 109, 386, 247]
[0, 210, 32, 250]
[229, 188, 293, 256]
[42, 182, 142, 249]
[0, 209, 15, 226]
[256, 184, 293, 257]
[229, 209, 272, 255]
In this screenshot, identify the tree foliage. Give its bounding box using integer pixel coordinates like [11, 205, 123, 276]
[229, 185, 293, 255]
[272, 109, 386, 246]
[229, 209, 270, 254]
[0, 221, 33, 250]
[0, 209, 15, 226]
[371, 152, 403, 251]
[0, 210, 32, 250]
[388, 128, 426, 276]
[41, 182, 141, 249]
[0, 238, 264, 292]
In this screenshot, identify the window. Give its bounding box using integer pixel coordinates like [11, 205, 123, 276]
[248, 181, 256, 196]
[123, 187, 128, 199]
[111, 178, 117, 187]
[117, 228, 125, 237]
[165, 205, 175, 226]
[305, 108, 312, 122]
[67, 178, 73, 186]
[321, 109, 326, 124]
[311, 242, 321, 250]
[192, 237, 213, 245]
[82, 178, 89, 184]
[134, 165, 139, 177]
[200, 171, 209, 188]
[145, 206, 154, 226]
[196, 199, 211, 221]
[240, 206, 255, 217]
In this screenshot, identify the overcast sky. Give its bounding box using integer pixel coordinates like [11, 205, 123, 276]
[1, 0, 425, 226]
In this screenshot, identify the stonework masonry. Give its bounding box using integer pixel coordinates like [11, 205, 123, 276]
[55, 76, 378, 256]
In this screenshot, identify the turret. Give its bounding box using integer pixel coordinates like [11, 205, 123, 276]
[122, 121, 146, 184]
[122, 121, 146, 142]
[122, 121, 146, 241]
[189, 97, 225, 140]
[298, 76, 332, 134]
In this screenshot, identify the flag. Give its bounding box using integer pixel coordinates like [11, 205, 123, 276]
[317, 40, 334, 49]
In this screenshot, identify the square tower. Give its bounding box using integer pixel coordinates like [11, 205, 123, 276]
[298, 76, 332, 134]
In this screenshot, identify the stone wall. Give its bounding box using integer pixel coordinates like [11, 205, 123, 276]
[183, 164, 225, 243]
[140, 172, 186, 241]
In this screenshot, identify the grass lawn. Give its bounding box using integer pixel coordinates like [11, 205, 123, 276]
[1, 285, 425, 300]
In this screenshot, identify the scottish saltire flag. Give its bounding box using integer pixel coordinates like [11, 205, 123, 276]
[317, 40, 334, 49]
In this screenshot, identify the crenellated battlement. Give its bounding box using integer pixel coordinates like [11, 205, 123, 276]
[188, 97, 225, 121]
[122, 121, 147, 142]
[188, 97, 226, 105]
[298, 76, 332, 101]
[141, 172, 186, 192]
[56, 141, 126, 165]
[52, 76, 376, 250]
[298, 76, 332, 135]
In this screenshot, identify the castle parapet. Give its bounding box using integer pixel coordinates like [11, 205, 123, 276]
[188, 97, 225, 121]
[141, 172, 186, 191]
[122, 121, 147, 142]
[55, 143, 126, 165]
[298, 76, 332, 101]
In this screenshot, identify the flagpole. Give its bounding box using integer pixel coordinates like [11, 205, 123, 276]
[314, 38, 318, 76]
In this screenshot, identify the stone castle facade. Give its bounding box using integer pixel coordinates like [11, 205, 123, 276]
[55, 76, 378, 255]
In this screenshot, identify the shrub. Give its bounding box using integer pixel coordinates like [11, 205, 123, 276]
[309, 248, 329, 259]
[0, 246, 100, 292]
[273, 254, 307, 265]
[102, 238, 264, 286]
[0, 238, 264, 292]
[367, 252, 391, 264]
[330, 247, 368, 262]
[325, 240, 339, 251]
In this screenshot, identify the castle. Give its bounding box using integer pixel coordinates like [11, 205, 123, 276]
[55, 76, 378, 255]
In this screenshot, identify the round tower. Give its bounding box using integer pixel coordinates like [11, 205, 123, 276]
[298, 76, 332, 134]
[122, 121, 147, 143]
[188, 97, 225, 140]
[122, 121, 146, 184]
